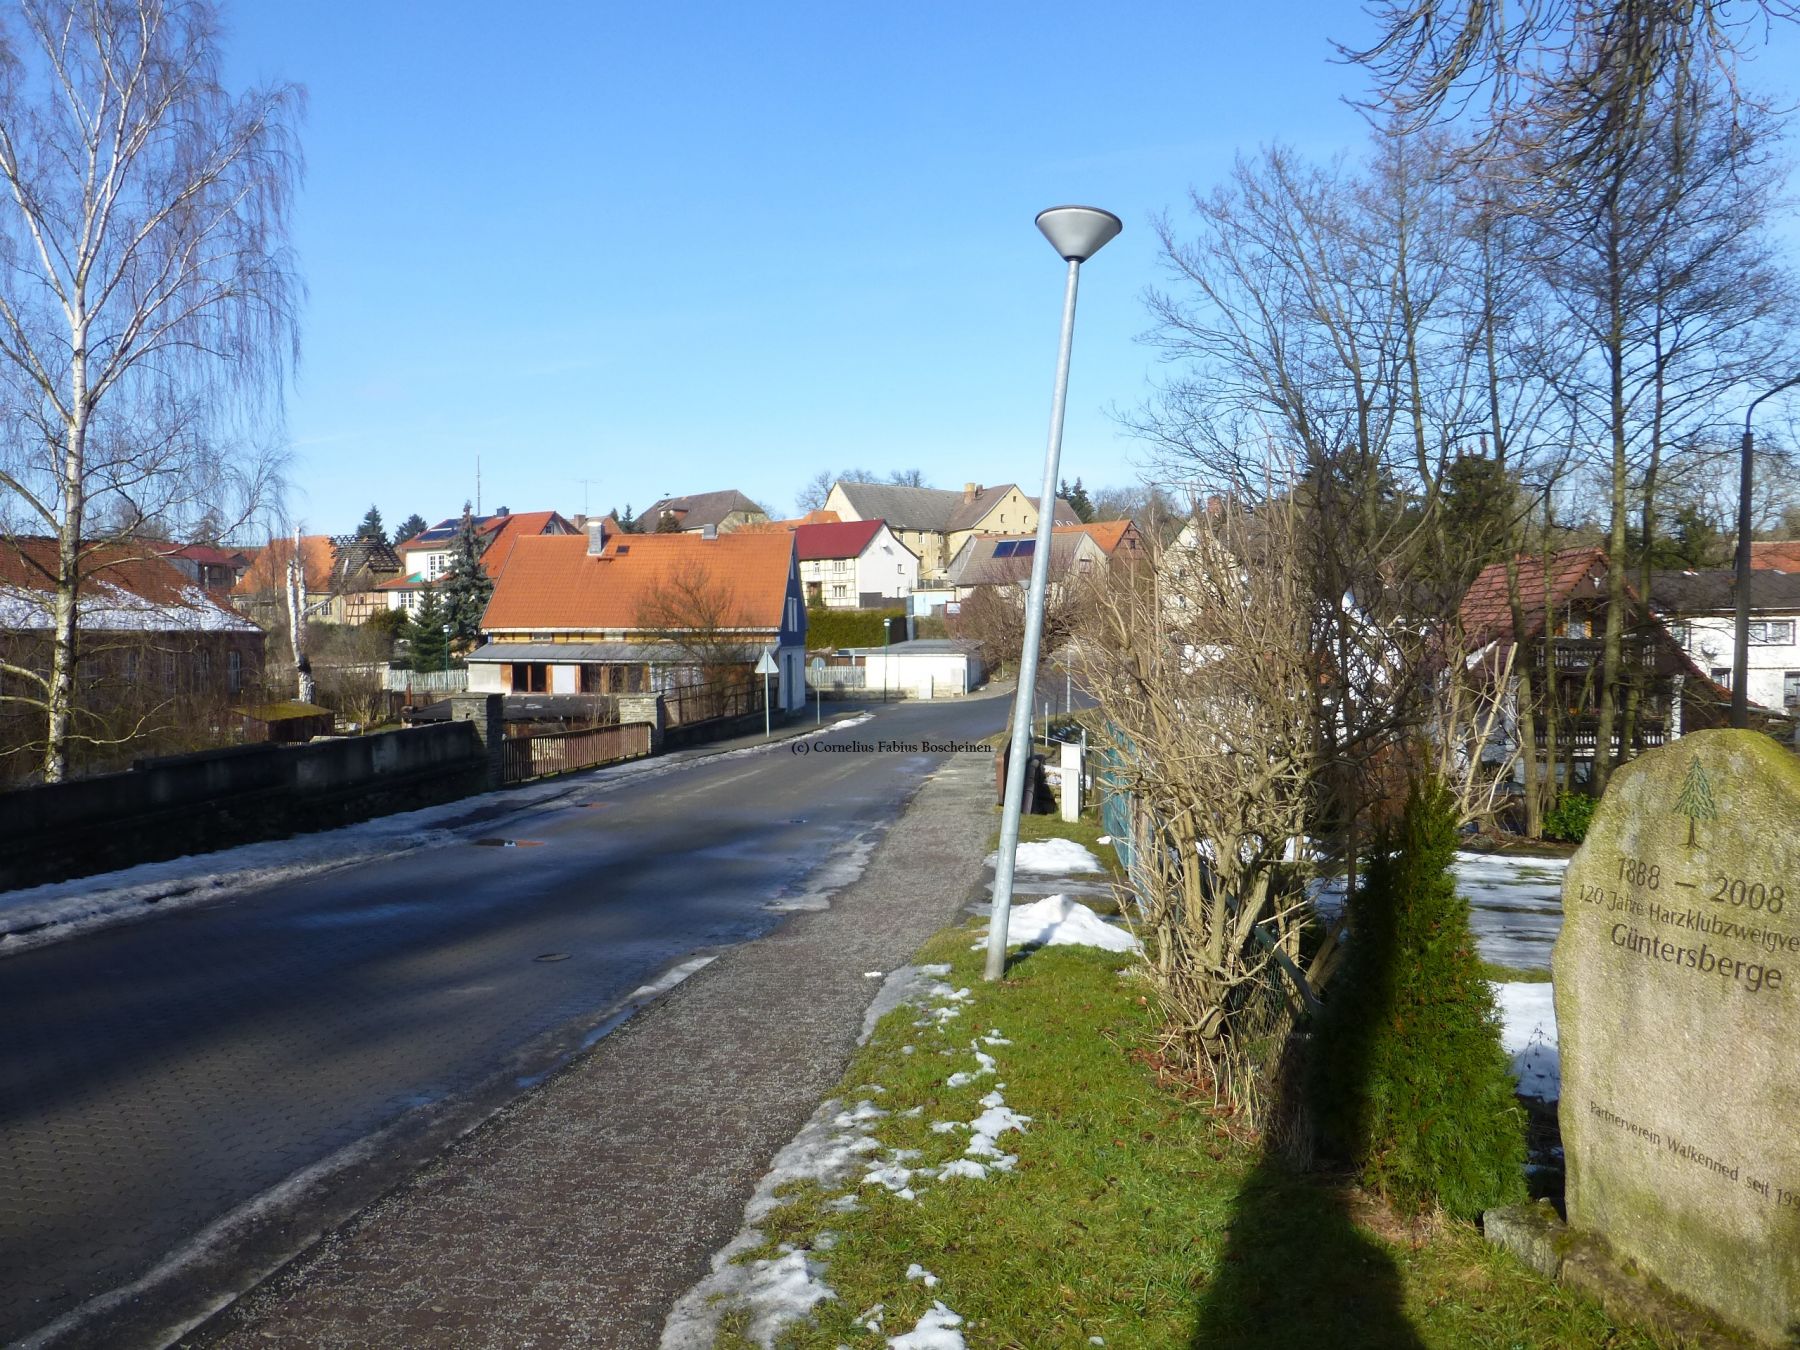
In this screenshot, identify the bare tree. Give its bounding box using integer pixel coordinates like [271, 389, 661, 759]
[1075, 497, 1321, 1125]
[635, 563, 752, 719]
[0, 0, 301, 780]
[1522, 77, 1794, 788]
[1342, 1, 1797, 175]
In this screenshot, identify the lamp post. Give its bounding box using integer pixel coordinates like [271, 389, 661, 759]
[985, 205, 1121, 983]
[1734, 376, 1800, 727]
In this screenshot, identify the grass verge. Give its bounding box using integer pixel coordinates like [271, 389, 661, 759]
[712, 934, 1656, 1347]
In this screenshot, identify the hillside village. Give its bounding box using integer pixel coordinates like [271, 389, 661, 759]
[2, 469, 1795, 809]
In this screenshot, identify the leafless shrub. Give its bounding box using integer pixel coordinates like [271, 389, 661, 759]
[1075, 496, 1320, 1125]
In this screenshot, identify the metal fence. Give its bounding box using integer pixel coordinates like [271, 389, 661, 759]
[806, 664, 866, 690]
[662, 679, 763, 729]
[501, 722, 652, 784]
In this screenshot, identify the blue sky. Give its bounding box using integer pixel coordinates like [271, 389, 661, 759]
[225, 3, 1800, 534]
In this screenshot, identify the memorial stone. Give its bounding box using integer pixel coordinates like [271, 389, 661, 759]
[1554, 729, 1800, 1343]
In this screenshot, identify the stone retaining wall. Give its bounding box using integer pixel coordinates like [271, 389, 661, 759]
[0, 723, 485, 891]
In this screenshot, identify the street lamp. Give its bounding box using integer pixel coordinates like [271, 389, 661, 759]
[984, 206, 1121, 983]
[1734, 376, 1800, 727]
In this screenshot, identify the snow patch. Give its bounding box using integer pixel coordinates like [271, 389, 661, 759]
[887, 1301, 966, 1348]
[1493, 980, 1560, 1100]
[986, 837, 1104, 874]
[976, 895, 1140, 954]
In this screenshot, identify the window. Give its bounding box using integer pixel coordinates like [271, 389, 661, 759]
[510, 663, 548, 693]
[228, 649, 243, 694]
[1565, 616, 1589, 639]
[427, 553, 444, 579]
[1786, 671, 1800, 709]
[831, 584, 849, 599]
[1669, 621, 1691, 648]
[1748, 619, 1795, 645]
[1712, 667, 1732, 690]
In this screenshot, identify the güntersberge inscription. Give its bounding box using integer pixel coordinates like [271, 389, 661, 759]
[1554, 729, 1800, 1344]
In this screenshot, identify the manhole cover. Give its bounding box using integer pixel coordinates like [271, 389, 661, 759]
[473, 838, 545, 848]
[534, 952, 571, 963]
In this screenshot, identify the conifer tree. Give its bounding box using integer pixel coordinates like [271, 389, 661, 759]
[407, 585, 451, 673]
[1310, 775, 1527, 1219]
[393, 513, 430, 548]
[357, 505, 387, 544]
[441, 501, 494, 648]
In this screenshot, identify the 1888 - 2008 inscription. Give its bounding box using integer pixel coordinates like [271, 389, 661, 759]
[1554, 730, 1800, 1343]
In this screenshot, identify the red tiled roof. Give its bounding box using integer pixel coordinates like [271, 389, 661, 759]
[394, 511, 574, 583]
[157, 542, 241, 568]
[1750, 540, 1800, 572]
[232, 535, 336, 595]
[795, 519, 884, 561]
[1459, 547, 1613, 646]
[482, 531, 795, 632]
[1053, 520, 1134, 554]
[476, 511, 573, 580]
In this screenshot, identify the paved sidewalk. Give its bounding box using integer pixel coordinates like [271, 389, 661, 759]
[180, 752, 995, 1349]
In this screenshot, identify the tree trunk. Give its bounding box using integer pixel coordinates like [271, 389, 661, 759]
[1593, 231, 1629, 796]
[43, 340, 89, 784]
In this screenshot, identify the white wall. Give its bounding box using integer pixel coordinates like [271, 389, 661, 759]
[467, 663, 505, 693]
[1675, 613, 1800, 710]
[859, 651, 978, 699]
[857, 526, 919, 601]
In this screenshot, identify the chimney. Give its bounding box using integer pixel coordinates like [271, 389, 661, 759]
[586, 518, 607, 555]
[701, 523, 718, 540]
[496, 506, 510, 518]
[963, 482, 979, 503]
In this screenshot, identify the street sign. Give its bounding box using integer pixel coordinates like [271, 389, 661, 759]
[754, 649, 779, 676]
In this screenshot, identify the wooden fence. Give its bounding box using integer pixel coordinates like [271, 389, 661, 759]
[501, 721, 652, 784]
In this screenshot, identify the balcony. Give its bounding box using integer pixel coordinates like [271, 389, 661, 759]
[1532, 639, 1657, 672]
[1534, 717, 1667, 759]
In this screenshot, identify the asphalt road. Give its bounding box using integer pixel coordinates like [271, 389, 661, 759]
[0, 695, 1007, 1347]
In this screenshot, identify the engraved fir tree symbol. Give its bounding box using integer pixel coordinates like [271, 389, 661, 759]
[1674, 756, 1717, 848]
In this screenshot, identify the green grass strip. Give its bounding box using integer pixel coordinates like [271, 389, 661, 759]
[712, 920, 1657, 1348]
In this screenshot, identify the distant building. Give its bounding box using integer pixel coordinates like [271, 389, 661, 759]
[640, 490, 769, 536]
[0, 539, 266, 780]
[467, 521, 808, 713]
[1652, 568, 1800, 714]
[794, 519, 919, 608]
[381, 508, 577, 615]
[824, 481, 1079, 579]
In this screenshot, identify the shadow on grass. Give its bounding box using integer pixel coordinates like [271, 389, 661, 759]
[1188, 1152, 1424, 1350]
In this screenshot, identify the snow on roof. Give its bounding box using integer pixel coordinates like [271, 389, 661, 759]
[0, 539, 261, 633]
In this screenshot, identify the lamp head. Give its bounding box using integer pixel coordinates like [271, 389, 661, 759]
[1035, 205, 1122, 262]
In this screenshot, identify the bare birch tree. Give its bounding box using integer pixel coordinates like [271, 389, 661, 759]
[0, 0, 300, 781]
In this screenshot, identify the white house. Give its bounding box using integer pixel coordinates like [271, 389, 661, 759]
[1653, 569, 1800, 713]
[794, 519, 919, 608]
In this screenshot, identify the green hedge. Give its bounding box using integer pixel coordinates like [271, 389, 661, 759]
[1542, 791, 1597, 843]
[803, 606, 905, 651]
